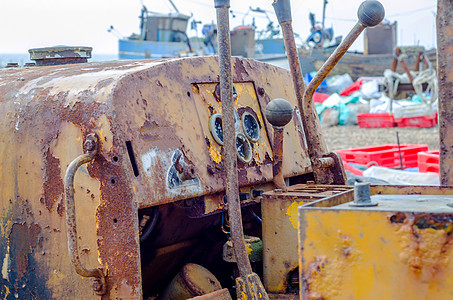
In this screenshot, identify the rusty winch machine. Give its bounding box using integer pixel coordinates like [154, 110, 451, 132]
[1, 0, 453, 299]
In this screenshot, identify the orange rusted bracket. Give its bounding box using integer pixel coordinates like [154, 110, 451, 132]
[274, 0, 385, 184]
[64, 133, 107, 296]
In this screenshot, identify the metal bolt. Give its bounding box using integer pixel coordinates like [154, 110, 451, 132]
[84, 139, 95, 152]
[350, 182, 378, 207]
[92, 279, 103, 292]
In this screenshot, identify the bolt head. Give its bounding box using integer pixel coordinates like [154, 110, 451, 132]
[92, 279, 102, 292]
[357, 0, 385, 28]
[265, 98, 293, 127]
[84, 139, 95, 152]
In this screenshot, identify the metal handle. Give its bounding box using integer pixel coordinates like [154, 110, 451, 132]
[64, 133, 106, 296]
[305, 0, 385, 99]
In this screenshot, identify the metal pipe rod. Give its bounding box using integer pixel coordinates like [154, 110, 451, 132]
[272, 0, 306, 123]
[437, 0, 453, 185]
[305, 22, 365, 99]
[215, 0, 253, 277]
[273, 0, 328, 162]
[272, 127, 286, 190]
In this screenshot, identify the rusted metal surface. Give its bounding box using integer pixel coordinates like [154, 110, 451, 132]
[265, 98, 294, 190]
[437, 0, 453, 185]
[302, 20, 368, 178]
[298, 185, 453, 299]
[0, 52, 311, 297]
[261, 184, 353, 294]
[280, 21, 307, 117]
[216, 0, 253, 281]
[64, 133, 106, 295]
[271, 127, 286, 190]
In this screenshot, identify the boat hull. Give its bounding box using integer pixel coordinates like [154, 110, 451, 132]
[299, 48, 437, 79]
[119, 39, 189, 59]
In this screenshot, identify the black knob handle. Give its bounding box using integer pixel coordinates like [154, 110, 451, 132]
[357, 0, 385, 27]
[265, 98, 293, 127]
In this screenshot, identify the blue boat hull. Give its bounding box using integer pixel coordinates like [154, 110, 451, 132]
[118, 39, 190, 59]
[255, 39, 285, 55]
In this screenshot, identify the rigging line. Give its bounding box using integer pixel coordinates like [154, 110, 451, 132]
[325, 17, 356, 22]
[387, 6, 435, 18]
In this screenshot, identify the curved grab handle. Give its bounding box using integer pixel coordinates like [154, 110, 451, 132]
[64, 133, 106, 295]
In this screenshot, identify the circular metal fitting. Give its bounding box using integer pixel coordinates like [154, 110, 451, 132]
[265, 98, 293, 128]
[28, 46, 92, 66]
[357, 0, 385, 28]
[209, 113, 224, 145]
[236, 133, 252, 164]
[241, 112, 260, 142]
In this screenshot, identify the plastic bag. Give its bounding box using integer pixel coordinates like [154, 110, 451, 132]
[363, 166, 439, 185]
[360, 80, 381, 100]
[326, 74, 353, 94]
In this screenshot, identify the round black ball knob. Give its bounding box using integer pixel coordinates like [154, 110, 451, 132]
[265, 98, 293, 127]
[358, 0, 385, 27]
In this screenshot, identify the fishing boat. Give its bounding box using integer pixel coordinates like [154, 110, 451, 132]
[298, 5, 437, 80]
[299, 41, 437, 80]
[112, 1, 290, 64]
[114, 2, 201, 59]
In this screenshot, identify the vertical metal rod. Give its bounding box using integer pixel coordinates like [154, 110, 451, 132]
[273, 0, 328, 163]
[437, 0, 453, 186]
[272, 0, 306, 119]
[396, 131, 403, 169]
[321, 0, 327, 34]
[280, 21, 307, 114]
[215, 0, 253, 277]
[272, 127, 286, 189]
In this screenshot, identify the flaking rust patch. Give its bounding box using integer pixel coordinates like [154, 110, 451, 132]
[396, 213, 453, 281]
[8, 223, 41, 290]
[41, 150, 64, 212]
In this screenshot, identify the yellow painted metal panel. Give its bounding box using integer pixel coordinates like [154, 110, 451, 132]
[300, 209, 453, 299]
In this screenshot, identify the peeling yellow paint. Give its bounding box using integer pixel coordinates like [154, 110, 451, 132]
[285, 201, 302, 229]
[208, 142, 222, 164]
[245, 244, 253, 256]
[2, 285, 10, 300]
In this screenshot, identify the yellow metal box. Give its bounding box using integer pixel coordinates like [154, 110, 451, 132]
[298, 185, 453, 300]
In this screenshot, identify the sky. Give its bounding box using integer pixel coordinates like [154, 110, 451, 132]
[0, 0, 437, 55]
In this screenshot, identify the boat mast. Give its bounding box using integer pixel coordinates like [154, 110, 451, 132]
[168, 0, 180, 13]
[321, 0, 328, 31]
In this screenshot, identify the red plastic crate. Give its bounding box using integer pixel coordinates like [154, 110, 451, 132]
[335, 144, 429, 168]
[395, 113, 438, 128]
[417, 150, 439, 173]
[357, 113, 395, 128]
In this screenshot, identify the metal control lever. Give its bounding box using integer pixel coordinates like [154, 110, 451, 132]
[273, 0, 385, 184]
[215, 1, 269, 299]
[265, 98, 293, 190]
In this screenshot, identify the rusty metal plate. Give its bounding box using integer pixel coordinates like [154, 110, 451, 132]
[298, 185, 453, 299]
[261, 184, 353, 294]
